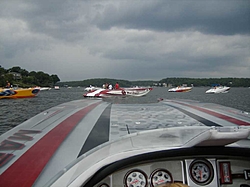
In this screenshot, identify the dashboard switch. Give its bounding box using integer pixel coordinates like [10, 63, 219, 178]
[219, 162, 232, 184]
[244, 170, 250, 180]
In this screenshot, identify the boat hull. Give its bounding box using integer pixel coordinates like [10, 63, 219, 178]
[83, 87, 153, 97]
[205, 86, 230, 94]
[168, 87, 192, 92]
[0, 88, 40, 99]
[39, 87, 51, 91]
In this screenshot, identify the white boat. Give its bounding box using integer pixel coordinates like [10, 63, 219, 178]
[84, 87, 153, 97]
[54, 86, 60, 90]
[124, 87, 152, 97]
[0, 99, 249, 187]
[168, 86, 192, 92]
[38, 87, 51, 91]
[84, 85, 102, 92]
[206, 86, 230, 94]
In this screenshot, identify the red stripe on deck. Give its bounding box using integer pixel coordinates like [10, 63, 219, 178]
[173, 101, 250, 126]
[0, 101, 101, 187]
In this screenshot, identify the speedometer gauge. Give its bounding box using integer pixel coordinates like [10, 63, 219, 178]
[150, 168, 173, 187]
[189, 159, 214, 185]
[124, 169, 148, 187]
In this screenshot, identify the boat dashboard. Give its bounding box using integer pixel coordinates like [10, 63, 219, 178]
[84, 147, 250, 187]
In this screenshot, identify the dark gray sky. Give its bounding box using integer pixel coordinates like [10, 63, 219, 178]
[1, 0, 249, 81]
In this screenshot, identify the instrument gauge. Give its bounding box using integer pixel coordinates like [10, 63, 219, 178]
[150, 169, 173, 187]
[189, 159, 214, 185]
[124, 169, 148, 187]
[97, 183, 109, 187]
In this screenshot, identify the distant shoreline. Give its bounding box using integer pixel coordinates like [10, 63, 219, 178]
[56, 77, 250, 88]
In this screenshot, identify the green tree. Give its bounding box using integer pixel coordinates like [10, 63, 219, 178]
[19, 69, 29, 77]
[8, 66, 22, 73]
[0, 66, 61, 87]
[0, 66, 7, 86]
[51, 75, 60, 85]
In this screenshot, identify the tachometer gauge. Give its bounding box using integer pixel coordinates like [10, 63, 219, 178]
[150, 168, 173, 187]
[189, 159, 214, 185]
[124, 169, 148, 187]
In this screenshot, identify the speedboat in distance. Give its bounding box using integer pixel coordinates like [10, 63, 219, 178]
[83, 87, 153, 97]
[0, 87, 40, 99]
[206, 85, 230, 94]
[168, 86, 192, 92]
[84, 85, 102, 92]
[0, 99, 249, 187]
[39, 87, 52, 91]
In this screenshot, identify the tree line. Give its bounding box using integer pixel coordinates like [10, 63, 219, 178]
[57, 77, 250, 88]
[1, 65, 249, 88]
[159, 77, 250, 87]
[0, 66, 60, 88]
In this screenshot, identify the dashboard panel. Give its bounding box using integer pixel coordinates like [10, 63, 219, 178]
[94, 158, 250, 187]
[85, 147, 250, 187]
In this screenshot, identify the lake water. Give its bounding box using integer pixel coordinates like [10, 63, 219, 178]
[0, 87, 249, 135]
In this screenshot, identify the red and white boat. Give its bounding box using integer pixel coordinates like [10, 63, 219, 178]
[168, 86, 192, 92]
[83, 87, 153, 97]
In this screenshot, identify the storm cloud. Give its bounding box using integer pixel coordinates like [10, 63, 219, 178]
[1, 0, 249, 81]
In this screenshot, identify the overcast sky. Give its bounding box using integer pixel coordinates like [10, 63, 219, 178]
[1, 0, 249, 81]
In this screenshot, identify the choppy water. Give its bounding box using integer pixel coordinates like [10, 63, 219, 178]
[0, 87, 249, 135]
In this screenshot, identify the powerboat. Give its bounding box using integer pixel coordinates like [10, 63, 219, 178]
[36, 87, 51, 91]
[168, 86, 192, 92]
[206, 86, 230, 94]
[84, 86, 102, 92]
[83, 87, 153, 97]
[0, 87, 40, 99]
[0, 99, 249, 187]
